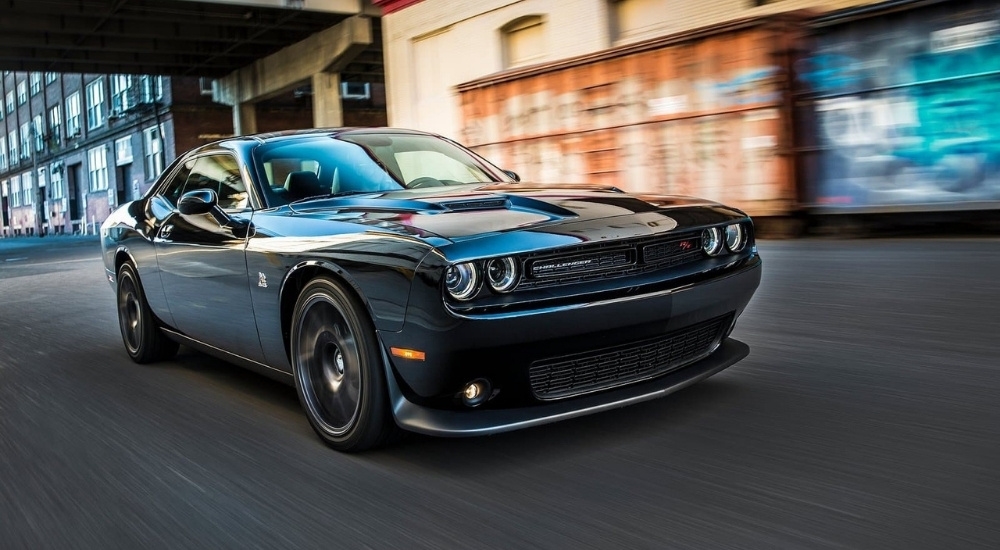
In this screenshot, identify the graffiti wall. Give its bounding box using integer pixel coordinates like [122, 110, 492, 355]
[457, 18, 799, 217]
[798, 0, 1000, 211]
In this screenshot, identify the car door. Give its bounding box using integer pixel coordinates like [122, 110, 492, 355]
[153, 152, 265, 363]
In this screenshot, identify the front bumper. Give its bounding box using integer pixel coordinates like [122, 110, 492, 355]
[379, 253, 760, 410]
[387, 337, 749, 436]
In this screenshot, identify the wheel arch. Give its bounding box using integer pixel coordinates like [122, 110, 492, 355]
[113, 246, 137, 277]
[278, 260, 382, 363]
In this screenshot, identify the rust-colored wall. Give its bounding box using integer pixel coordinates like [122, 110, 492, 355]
[458, 18, 800, 216]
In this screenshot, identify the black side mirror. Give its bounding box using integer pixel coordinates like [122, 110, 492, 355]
[503, 170, 521, 182]
[177, 188, 238, 228]
[178, 188, 218, 216]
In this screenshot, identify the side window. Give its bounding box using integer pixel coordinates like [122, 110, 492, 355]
[184, 154, 250, 210]
[159, 160, 194, 206]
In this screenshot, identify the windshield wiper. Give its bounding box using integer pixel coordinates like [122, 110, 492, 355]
[290, 190, 379, 205]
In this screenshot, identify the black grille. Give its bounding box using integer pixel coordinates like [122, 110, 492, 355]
[529, 248, 634, 278]
[528, 315, 730, 400]
[518, 232, 703, 289]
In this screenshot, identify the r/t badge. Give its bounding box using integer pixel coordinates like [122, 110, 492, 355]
[258, 272, 268, 288]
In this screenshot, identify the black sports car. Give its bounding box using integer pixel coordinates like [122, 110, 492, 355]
[101, 128, 761, 452]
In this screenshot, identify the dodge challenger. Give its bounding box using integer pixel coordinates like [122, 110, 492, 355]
[101, 128, 761, 452]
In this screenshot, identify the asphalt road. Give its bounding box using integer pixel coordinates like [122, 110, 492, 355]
[1, 236, 998, 549]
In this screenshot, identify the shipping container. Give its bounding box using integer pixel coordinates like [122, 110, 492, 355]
[457, 15, 804, 217]
[796, 0, 1000, 213]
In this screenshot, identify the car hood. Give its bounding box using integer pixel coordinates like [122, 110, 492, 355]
[284, 183, 746, 256]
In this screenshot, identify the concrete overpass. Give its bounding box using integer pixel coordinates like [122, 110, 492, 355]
[0, 0, 386, 131]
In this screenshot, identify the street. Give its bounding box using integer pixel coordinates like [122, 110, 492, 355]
[1, 236, 998, 549]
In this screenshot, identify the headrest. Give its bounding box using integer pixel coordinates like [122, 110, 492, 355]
[284, 171, 323, 199]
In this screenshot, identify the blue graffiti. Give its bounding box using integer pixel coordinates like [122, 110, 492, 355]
[804, 19, 1000, 205]
[796, 53, 868, 94]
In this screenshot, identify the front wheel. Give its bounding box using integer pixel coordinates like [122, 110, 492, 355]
[291, 277, 398, 452]
[117, 263, 179, 363]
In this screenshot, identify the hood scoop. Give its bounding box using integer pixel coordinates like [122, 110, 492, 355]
[440, 198, 510, 211]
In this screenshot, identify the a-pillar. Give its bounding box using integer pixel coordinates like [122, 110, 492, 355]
[233, 102, 258, 136]
[312, 72, 343, 128]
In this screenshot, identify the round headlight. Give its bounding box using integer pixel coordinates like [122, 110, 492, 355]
[444, 262, 479, 300]
[702, 227, 724, 256]
[725, 223, 746, 252]
[486, 257, 519, 293]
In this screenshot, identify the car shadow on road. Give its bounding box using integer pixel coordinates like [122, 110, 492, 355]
[367, 377, 749, 473]
[166, 346, 750, 469]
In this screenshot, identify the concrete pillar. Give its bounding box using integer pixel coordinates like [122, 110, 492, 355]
[233, 102, 258, 136]
[312, 72, 343, 128]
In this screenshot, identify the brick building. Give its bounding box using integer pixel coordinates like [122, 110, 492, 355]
[0, 72, 233, 236]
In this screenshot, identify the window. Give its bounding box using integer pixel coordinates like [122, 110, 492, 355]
[17, 81, 27, 104]
[198, 77, 214, 96]
[5, 91, 13, 114]
[19, 122, 30, 160]
[48, 105, 61, 144]
[88, 145, 109, 191]
[32, 115, 44, 152]
[610, 0, 665, 43]
[45, 72, 58, 84]
[180, 155, 250, 209]
[110, 74, 133, 113]
[159, 160, 194, 206]
[21, 171, 33, 205]
[10, 175, 21, 208]
[50, 164, 64, 200]
[143, 125, 164, 179]
[502, 16, 545, 68]
[29, 72, 41, 95]
[7, 130, 16, 163]
[86, 78, 105, 129]
[0, 136, 6, 170]
[115, 136, 133, 165]
[66, 93, 81, 137]
[139, 75, 163, 103]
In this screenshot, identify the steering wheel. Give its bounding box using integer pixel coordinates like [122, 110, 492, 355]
[408, 177, 445, 189]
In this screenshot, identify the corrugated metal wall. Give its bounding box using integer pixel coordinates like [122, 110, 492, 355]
[458, 17, 801, 217]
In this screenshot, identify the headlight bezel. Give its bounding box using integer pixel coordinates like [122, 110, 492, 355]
[444, 261, 480, 301]
[701, 227, 724, 256]
[724, 223, 746, 252]
[486, 256, 520, 293]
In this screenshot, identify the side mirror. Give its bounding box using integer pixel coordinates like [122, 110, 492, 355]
[503, 170, 521, 182]
[178, 188, 218, 216]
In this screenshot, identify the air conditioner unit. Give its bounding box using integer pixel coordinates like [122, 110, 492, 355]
[340, 82, 371, 100]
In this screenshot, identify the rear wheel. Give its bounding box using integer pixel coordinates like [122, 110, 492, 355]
[291, 277, 397, 452]
[117, 263, 179, 363]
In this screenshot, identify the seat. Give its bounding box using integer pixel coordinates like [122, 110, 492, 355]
[283, 171, 325, 200]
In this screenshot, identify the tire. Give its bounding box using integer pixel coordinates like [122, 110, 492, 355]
[117, 263, 179, 364]
[291, 277, 398, 452]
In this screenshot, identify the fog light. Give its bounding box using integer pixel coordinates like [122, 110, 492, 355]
[461, 379, 491, 407]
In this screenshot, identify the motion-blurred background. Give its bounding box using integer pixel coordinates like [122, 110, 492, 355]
[4, 0, 1000, 237]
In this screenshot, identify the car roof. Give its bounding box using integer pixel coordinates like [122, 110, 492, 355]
[182, 127, 442, 158]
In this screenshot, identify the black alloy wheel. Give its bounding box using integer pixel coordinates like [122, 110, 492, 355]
[291, 277, 397, 452]
[116, 263, 179, 363]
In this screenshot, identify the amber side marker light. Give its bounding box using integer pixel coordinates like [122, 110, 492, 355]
[391, 347, 426, 361]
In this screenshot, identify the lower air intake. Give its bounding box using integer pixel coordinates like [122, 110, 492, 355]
[528, 315, 730, 400]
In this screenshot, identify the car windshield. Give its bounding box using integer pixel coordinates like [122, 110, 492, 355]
[252, 133, 507, 207]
